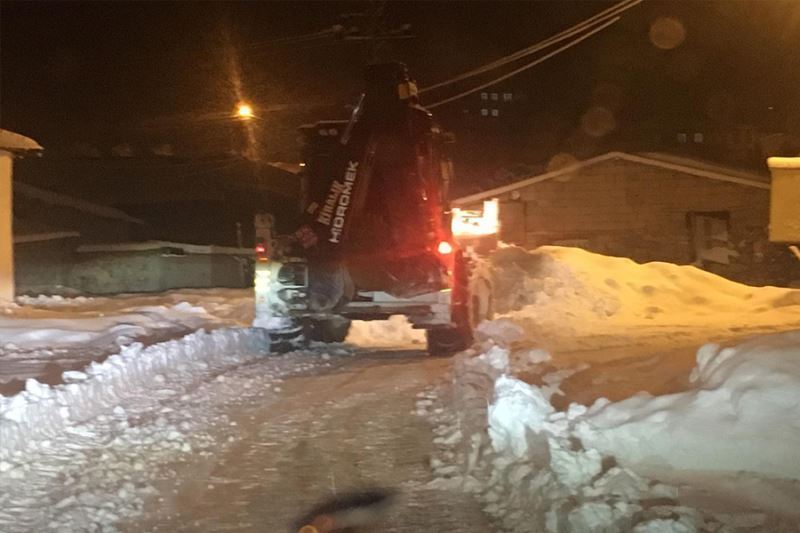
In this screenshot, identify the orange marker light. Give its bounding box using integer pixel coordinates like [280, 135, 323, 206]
[437, 240, 453, 255]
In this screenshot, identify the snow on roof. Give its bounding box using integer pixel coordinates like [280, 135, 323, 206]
[636, 152, 770, 183]
[768, 156, 800, 170]
[76, 240, 253, 255]
[453, 151, 770, 206]
[14, 181, 144, 225]
[267, 162, 304, 175]
[0, 129, 42, 153]
[14, 231, 81, 244]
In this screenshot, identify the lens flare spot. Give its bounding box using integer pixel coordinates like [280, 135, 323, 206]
[580, 107, 616, 138]
[649, 16, 686, 50]
[547, 153, 579, 173]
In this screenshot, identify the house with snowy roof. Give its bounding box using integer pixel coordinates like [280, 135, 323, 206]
[453, 151, 792, 285]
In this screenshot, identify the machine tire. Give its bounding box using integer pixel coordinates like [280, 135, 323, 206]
[307, 316, 352, 343]
[469, 277, 494, 329]
[267, 323, 305, 353]
[425, 326, 470, 356]
[426, 269, 494, 356]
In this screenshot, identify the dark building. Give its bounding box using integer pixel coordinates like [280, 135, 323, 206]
[454, 151, 796, 286]
[12, 155, 301, 246]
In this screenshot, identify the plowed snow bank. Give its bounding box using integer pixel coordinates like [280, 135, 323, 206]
[577, 330, 800, 480]
[489, 246, 800, 339]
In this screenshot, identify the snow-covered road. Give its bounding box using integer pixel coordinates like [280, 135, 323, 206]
[3, 245, 800, 532]
[124, 348, 493, 532]
[0, 317, 493, 532]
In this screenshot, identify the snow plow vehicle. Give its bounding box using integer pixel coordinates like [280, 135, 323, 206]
[253, 62, 493, 354]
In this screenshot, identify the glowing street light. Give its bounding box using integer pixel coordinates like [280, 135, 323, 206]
[236, 103, 254, 120]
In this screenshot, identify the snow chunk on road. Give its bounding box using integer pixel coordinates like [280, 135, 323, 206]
[577, 330, 800, 480]
[488, 375, 555, 457]
[475, 318, 524, 345]
[346, 315, 425, 347]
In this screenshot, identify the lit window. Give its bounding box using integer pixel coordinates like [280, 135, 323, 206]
[481, 108, 488, 116]
[491, 93, 498, 101]
[677, 133, 688, 143]
[693, 133, 704, 143]
[491, 109, 499, 117]
[480, 92, 488, 100]
[503, 92, 512, 101]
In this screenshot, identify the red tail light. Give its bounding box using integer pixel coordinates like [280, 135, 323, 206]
[255, 242, 269, 262]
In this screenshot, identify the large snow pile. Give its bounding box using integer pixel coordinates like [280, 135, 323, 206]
[489, 246, 800, 337]
[424, 322, 800, 531]
[576, 330, 800, 480]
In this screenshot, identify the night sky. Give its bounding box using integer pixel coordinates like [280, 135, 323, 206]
[2, 1, 799, 167]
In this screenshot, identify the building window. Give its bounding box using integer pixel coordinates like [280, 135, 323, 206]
[693, 133, 704, 143]
[491, 109, 499, 117]
[480, 108, 488, 116]
[480, 92, 488, 100]
[491, 92, 498, 101]
[677, 133, 688, 143]
[503, 92, 513, 102]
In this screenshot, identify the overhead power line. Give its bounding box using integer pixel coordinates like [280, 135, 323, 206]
[420, 0, 642, 95]
[248, 28, 337, 50]
[426, 16, 621, 109]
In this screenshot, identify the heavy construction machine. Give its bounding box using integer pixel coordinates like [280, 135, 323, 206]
[253, 62, 494, 354]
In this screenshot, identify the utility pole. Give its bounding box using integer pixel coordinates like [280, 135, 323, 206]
[335, 2, 414, 64]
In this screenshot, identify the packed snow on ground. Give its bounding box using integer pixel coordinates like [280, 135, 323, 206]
[489, 245, 800, 345]
[12, 287, 426, 359]
[16, 288, 254, 325]
[0, 302, 214, 350]
[0, 326, 342, 532]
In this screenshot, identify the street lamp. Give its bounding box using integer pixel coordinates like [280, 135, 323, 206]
[236, 102, 254, 120]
